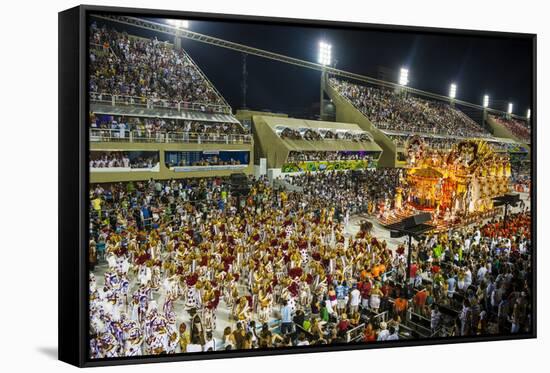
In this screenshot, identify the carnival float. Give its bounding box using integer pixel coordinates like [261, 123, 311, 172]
[381, 135, 511, 229]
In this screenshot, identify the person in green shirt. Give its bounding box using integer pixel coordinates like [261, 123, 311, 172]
[303, 318, 311, 332]
[433, 244, 443, 259]
[320, 301, 330, 322]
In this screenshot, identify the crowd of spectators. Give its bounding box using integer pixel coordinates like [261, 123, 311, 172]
[490, 115, 531, 143]
[89, 23, 226, 110]
[386, 133, 527, 156]
[279, 127, 302, 140]
[166, 156, 244, 168]
[402, 211, 532, 337]
[90, 152, 159, 169]
[386, 134, 458, 150]
[90, 115, 247, 137]
[285, 168, 405, 218]
[330, 78, 490, 138]
[286, 151, 372, 163]
[278, 127, 372, 142]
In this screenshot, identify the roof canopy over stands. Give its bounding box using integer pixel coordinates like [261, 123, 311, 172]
[261, 117, 380, 151]
[253, 116, 382, 168]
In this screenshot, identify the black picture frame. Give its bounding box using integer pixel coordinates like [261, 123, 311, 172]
[59, 4, 537, 367]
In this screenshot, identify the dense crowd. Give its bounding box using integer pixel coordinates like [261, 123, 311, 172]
[285, 169, 404, 218]
[385, 134, 527, 156]
[90, 152, 159, 169]
[286, 151, 373, 163]
[90, 115, 247, 140]
[166, 157, 245, 168]
[489, 142, 529, 153]
[279, 127, 302, 140]
[278, 127, 372, 142]
[490, 115, 531, 143]
[386, 134, 458, 150]
[89, 23, 226, 110]
[401, 211, 532, 337]
[330, 79, 490, 138]
[87, 169, 531, 358]
[279, 128, 323, 141]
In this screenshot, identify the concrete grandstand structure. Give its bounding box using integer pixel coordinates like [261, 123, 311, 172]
[252, 116, 382, 173]
[325, 77, 530, 168]
[88, 25, 254, 183]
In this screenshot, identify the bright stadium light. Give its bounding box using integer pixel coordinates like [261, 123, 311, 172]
[483, 94, 489, 108]
[318, 41, 332, 66]
[508, 102, 513, 114]
[398, 68, 409, 86]
[449, 83, 457, 99]
[167, 19, 189, 29]
[527, 108, 531, 119]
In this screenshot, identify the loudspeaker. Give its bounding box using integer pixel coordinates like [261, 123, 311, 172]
[493, 193, 520, 207]
[230, 173, 248, 187]
[229, 173, 250, 196]
[232, 185, 250, 196]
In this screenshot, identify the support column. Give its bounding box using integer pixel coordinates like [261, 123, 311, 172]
[406, 233, 413, 298]
[320, 69, 325, 120]
[174, 30, 182, 50]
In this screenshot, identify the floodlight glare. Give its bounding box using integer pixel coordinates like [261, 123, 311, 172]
[399, 68, 409, 86]
[167, 19, 189, 29]
[508, 102, 513, 114]
[449, 83, 457, 99]
[483, 95, 489, 108]
[318, 41, 332, 66]
[527, 109, 531, 119]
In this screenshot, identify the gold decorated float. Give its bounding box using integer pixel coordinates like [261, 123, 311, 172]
[403, 135, 511, 222]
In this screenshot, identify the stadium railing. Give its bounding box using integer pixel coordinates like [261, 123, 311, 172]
[89, 128, 253, 145]
[346, 323, 366, 342]
[89, 92, 232, 115]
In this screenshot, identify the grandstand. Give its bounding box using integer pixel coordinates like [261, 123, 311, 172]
[325, 77, 530, 167]
[88, 22, 253, 183]
[252, 116, 382, 178]
[486, 114, 531, 144]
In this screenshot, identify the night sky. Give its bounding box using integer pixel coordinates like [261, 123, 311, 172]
[96, 16, 534, 118]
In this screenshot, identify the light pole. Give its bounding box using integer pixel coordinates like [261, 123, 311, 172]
[449, 83, 457, 107]
[482, 94, 489, 126]
[168, 19, 189, 50]
[318, 41, 332, 120]
[398, 67, 409, 97]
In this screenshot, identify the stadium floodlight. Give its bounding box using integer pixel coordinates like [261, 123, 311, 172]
[449, 83, 457, 99]
[318, 41, 332, 66]
[508, 102, 513, 114]
[398, 68, 409, 86]
[167, 19, 189, 29]
[527, 109, 531, 119]
[483, 94, 489, 108]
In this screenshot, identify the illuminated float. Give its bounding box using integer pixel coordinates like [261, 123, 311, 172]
[382, 136, 511, 228]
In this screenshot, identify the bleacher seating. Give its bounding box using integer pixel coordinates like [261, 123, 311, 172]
[89, 23, 228, 113]
[329, 78, 491, 138]
[490, 115, 530, 143]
